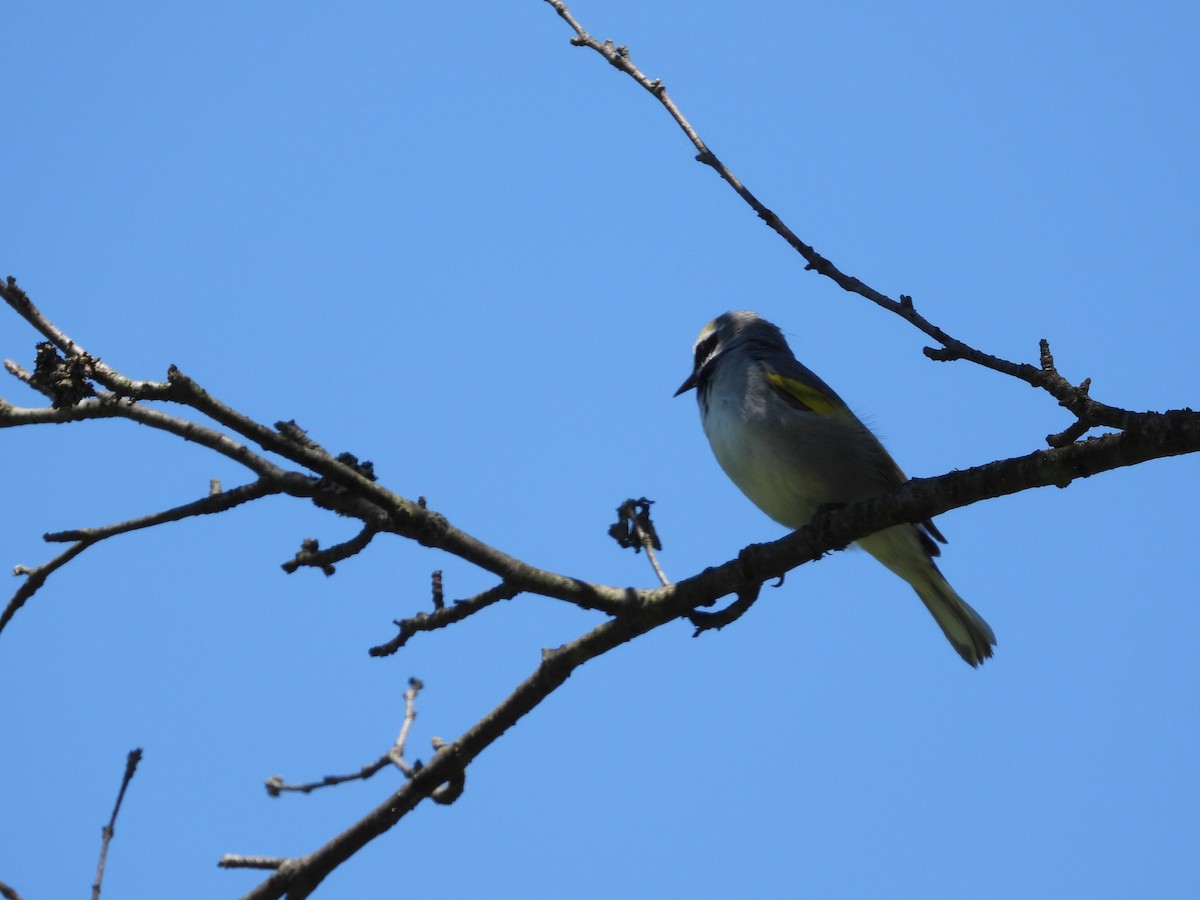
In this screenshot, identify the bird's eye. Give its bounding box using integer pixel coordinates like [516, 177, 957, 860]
[693, 331, 720, 369]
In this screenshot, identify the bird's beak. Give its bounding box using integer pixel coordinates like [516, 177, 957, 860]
[674, 371, 698, 396]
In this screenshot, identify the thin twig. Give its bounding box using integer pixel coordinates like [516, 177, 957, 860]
[387, 677, 424, 776]
[265, 678, 426, 795]
[218, 856, 288, 870]
[370, 582, 522, 656]
[0, 395, 294, 481]
[2, 481, 281, 636]
[265, 758, 392, 797]
[91, 748, 143, 900]
[45, 480, 281, 544]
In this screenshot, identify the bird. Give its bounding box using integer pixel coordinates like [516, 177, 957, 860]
[675, 310, 996, 666]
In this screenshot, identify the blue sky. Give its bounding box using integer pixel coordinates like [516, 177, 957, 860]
[2, 2, 1198, 897]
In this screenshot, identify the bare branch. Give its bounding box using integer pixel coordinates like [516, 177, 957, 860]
[370, 581, 522, 657]
[543, 2, 841, 280]
[91, 748, 143, 900]
[541, 2, 1160, 444]
[265, 678, 427, 795]
[227, 401, 1200, 896]
[235, 599, 686, 899]
[45, 480, 281, 544]
[219, 856, 289, 871]
[4, 541, 91, 635]
[2, 277, 171, 399]
[280, 525, 380, 576]
[389, 677, 425, 776]
[0, 394, 295, 481]
[2, 481, 281, 636]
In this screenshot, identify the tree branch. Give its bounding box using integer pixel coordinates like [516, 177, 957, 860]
[3, 480, 283, 635]
[227, 403, 1199, 897]
[1, 6, 1195, 896]
[91, 748, 143, 900]
[542, 1, 1157, 444]
[370, 581, 522, 656]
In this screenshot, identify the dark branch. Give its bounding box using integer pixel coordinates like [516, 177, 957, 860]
[266, 677, 426, 794]
[281, 525, 380, 576]
[542, 2, 1156, 445]
[371, 582, 522, 657]
[2, 481, 281, 636]
[91, 748, 143, 900]
[688, 583, 763, 635]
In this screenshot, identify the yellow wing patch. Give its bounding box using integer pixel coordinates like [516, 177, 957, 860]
[765, 371, 844, 416]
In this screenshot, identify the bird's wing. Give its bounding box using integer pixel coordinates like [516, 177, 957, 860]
[764, 359, 949, 554]
[762, 365, 848, 417]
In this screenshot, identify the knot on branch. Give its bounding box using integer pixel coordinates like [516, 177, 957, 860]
[370, 581, 520, 656]
[31, 341, 96, 408]
[803, 253, 830, 274]
[5, 274, 30, 305]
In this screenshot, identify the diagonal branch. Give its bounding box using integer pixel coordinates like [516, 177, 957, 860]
[91, 748, 143, 900]
[227, 402, 1200, 898]
[0, 394, 297, 482]
[44, 479, 282, 544]
[3, 480, 283, 635]
[2, 277, 172, 399]
[370, 581, 523, 656]
[542, 1, 1156, 442]
[230, 588, 700, 899]
[4, 541, 91, 635]
[262, 678, 426, 797]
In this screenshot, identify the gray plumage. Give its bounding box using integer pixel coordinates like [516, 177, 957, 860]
[676, 310, 995, 666]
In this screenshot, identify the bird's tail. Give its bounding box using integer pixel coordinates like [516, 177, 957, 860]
[913, 571, 996, 667]
[859, 526, 996, 666]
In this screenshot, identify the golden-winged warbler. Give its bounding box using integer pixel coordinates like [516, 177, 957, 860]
[676, 310, 995, 666]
